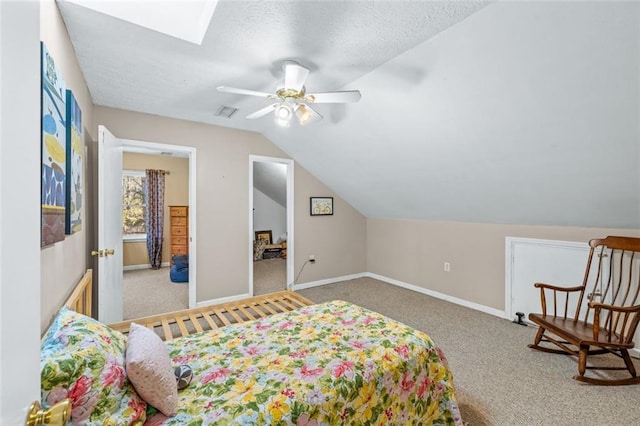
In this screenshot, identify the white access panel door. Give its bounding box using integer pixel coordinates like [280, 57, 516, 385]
[506, 238, 591, 323]
[97, 125, 124, 323]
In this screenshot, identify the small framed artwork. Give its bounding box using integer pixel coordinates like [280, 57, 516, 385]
[255, 230, 273, 244]
[310, 197, 333, 216]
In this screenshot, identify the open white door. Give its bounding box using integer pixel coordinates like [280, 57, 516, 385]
[97, 125, 124, 323]
[0, 1, 41, 422]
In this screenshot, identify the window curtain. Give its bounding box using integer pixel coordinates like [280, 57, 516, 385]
[145, 169, 166, 269]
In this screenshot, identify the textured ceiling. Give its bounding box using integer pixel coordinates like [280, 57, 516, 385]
[56, 1, 640, 228]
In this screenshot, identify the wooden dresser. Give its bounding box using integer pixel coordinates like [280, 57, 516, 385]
[169, 206, 188, 264]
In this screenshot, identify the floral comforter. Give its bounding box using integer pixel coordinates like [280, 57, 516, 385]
[147, 300, 463, 425]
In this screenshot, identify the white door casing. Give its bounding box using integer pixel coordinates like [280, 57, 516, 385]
[121, 138, 197, 308]
[98, 125, 124, 323]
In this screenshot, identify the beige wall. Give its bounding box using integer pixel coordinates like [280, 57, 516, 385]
[94, 106, 367, 302]
[122, 153, 189, 267]
[367, 219, 640, 311]
[40, 0, 94, 331]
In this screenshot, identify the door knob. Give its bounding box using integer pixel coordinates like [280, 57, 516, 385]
[91, 249, 115, 257]
[26, 399, 70, 426]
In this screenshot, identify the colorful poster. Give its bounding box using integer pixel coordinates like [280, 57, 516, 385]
[65, 90, 82, 234]
[41, 42, 67, 246]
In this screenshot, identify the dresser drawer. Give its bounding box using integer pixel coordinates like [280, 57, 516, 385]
[171, 216, 187, 227]
[171, 226, 187, 236]
[171, 245, 188, 256]
[172, 236, 187, 245]
[170, 206, 187, 217]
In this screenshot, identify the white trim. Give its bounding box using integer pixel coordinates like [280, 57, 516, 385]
[291, 271, 504, 318]
[123, 234, 146, 242]
[249, 155, 294, 296]
[293, 273, 368, 290]
[196, 293, 251, 308]
[120, 138, 197, 309]
[123, 169, 145, 176]
[367, 273, 506, 318]
[123, 262, 169, 271]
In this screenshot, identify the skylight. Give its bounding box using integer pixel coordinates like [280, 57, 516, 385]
[63, 0, 218, 45]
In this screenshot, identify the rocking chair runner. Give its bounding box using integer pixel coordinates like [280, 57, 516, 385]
[528, 236, 640, 385]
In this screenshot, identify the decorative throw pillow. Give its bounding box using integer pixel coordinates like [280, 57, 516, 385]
[253, 239, 266, 261]
[174, 364, 193, 390]
[40, 307, 146, 425]
[126, 323, 178, 416]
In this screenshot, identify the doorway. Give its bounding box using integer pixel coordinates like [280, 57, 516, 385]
[120, 138, 197, 311]
[249, 156, 294, 295]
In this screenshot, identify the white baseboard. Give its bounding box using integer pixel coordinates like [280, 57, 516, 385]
[196, 293, 251, 308]
[366, 272, 505, 319]
[293, 273, 368, 290]
[123, 262, 169, 271]
[293, 271, 504, 319]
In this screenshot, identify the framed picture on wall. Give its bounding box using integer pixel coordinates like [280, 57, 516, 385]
[310, 197, 333, 216]
[255, 230, 273, 244]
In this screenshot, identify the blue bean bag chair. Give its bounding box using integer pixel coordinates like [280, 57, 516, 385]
[170, 255, 189, 283]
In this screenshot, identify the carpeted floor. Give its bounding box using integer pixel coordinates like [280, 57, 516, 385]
[123, 267, 188, 319]
[123, 259, 287, 319]
[299, 278, 640, 426]
[253, 257, 286, 295]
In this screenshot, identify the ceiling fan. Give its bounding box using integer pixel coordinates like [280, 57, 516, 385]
[217, 61, 361, 126]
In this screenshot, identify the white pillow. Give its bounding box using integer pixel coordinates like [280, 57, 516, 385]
[126, 323, 178, 416]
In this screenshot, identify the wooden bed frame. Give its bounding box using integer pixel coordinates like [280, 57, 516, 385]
[65, 269, 315, 341]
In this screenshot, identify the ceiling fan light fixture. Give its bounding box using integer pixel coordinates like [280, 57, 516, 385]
[275, 102, 293, 121]
[296, 104, 312, 125]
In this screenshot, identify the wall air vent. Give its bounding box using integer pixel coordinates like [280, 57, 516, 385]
[214, 105, 238, 118]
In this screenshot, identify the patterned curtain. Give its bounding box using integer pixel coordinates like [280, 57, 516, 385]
[145, 169, 166, 269]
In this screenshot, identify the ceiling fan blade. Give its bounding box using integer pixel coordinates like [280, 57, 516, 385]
[283, 62, 310, 92]
[217, 86, 274, 98]
[246, 103, 278, 119]
[295, 103, 323, 126]
[305, 90, 361, 104]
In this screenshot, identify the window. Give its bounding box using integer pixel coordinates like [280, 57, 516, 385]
[122, 170, 146, 240]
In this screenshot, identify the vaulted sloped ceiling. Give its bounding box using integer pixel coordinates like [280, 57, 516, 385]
[57, 0, 639, 229]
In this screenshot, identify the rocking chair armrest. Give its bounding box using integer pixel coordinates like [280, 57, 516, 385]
[534, 282, 584, 293]
[587, 302, 640, 314]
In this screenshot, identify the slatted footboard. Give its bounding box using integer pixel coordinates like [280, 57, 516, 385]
[64, 269, 315, 341]
[108, 291, 315, 340]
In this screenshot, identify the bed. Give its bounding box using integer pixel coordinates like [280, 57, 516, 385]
[41, 270, 464, 425]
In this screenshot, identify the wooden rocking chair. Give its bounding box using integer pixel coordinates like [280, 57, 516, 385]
[528, 236, 640, 385]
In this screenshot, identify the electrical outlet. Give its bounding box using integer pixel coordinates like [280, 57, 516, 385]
[444, 262, 451, 272]
[309, 255, 315, 263]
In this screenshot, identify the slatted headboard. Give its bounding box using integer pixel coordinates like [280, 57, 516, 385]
[64, 269, 93, 317]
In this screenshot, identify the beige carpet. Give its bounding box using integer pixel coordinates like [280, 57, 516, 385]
[299, 277, 640, 426]
[253, 257, 286, 295]
[123, 267, 188, 319]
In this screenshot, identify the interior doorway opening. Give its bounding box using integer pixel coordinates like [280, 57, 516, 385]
[119, 139, 197, 316]
[249, 156, 294, 296]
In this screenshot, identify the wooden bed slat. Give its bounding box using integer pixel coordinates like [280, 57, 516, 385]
[161, 319, 173, 341]
[226, 308, 244, 323]
[175, 316, 189, 337]
[213, 308, 233, 326]
[201, 312, 219, 330]
[188, 313, 204, 333]
[255, 300, 279, 316]
[237, 305, 256, 321]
